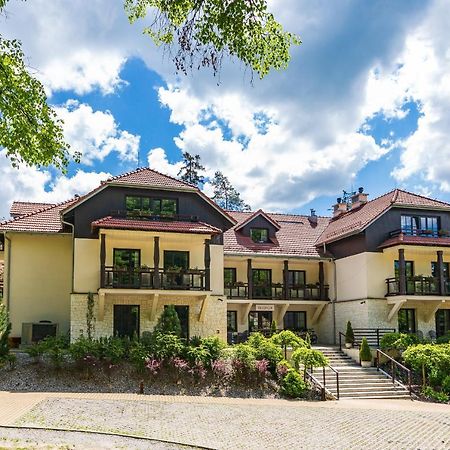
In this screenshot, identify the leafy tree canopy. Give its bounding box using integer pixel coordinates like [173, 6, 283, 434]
[125, 0, 300, 79]
[178, 151, 205, 186]
[211, 170, 250, 211]
[0, 1, 75, 170]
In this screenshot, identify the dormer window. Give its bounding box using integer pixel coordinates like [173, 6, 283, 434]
[126, 196, 177, 218]
[250, 228, 269, 243]
[401, 215, 439, 237]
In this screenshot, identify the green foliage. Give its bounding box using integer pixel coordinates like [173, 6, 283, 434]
[422, 386, 449, 403]
[442, 375, 450, 395]
[359, 337, 372, 362]
[232, 343, 257, 369]
[25, 341, 46, 362]
[280, 369, 308, 398]
[270, 320, 277, 335]
[0, 37, 73, 170]
[345, 321, 354, 344]
[151, 332, 184, 359]
[211, 171, 250, 211]
[41, 335, 69, 369]
[304, 332, 311, 349]
[124, 0, 300, 79]
[128, 340, 149, 372]
[195, 336, 226, 366]
[177, 152, 205, 186]
[154, 305, 182, 336]
[436, 333, 450, 344]
[380, 332, 420, 351]
[403, 344, 450, 388]
[68, 336, 100, 362]
[271, 330, 305, 350]
[247, 332, 283, 372]
[86, 292, 96, 340]
[0, 301, 11, 360]
[292, 347, 328, 378]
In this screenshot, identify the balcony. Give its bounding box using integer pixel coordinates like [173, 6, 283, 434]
[389, 227, 449, 239]
[102, 266, 207, 291]
[386, 276, 450, 296]
[224, 282, 329, 300]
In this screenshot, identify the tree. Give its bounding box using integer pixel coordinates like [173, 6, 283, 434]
[154, 305, 182, 336]
[0, 300, 11, 360]
[177, 152, 205, 186]
[0, 1, 74, 171]
[124, 0, 300, 79]
[211, 170, 250, 211]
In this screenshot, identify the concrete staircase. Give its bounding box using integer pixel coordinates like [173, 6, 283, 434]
[313, 347, 411, 400]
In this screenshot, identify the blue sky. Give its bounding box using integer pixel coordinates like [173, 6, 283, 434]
[1, 0, 450, 219]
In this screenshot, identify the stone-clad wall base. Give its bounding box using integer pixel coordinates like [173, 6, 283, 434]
[70, 293, 226, 341]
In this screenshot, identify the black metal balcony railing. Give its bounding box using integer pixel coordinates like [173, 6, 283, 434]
[102, 266, 206, 290]
[109, 210, 199, 222]
[224, 282, 329, 300]
[389, 227, 447, 239]
[385, 276, 450, 296]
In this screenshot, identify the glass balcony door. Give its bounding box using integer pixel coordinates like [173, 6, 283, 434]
[252, 269, 272, 299]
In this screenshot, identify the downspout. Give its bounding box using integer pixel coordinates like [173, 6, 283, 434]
[4, 233, 11, 310]
[61, 218, 75, 293]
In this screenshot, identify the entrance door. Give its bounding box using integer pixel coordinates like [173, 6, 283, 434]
[252, 269, 272, 299]
[113, 305, 140, 338]
[248, 311, 273, 332]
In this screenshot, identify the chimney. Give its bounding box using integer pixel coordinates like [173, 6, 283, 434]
[308, 208, 318, 225]
[333, 197, 347, 218]
[351, 187, 368, 210]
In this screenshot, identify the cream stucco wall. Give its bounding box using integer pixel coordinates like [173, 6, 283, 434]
[74, 238, 99, 293]
[210, 244, 224, 295]
[336, 253, 369, 301]
[71, 293, 226, 341]
[6, 233, 72, 337]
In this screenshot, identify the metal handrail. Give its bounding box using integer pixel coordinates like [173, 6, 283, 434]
[306, 365, 339, 400]
[305, 371, 327, 401]
[376, 349, 412, 396]
[324, 365, 340, 400]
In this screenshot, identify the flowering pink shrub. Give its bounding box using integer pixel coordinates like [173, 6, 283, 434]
[276, 362, 290, 379]
[255, 359, 270, 377]
[212, 359, 232, 380]
[145, 358, 162, 376]
[171, 357, 189, 372]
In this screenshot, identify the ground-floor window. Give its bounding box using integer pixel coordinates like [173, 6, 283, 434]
[398, 308, 416, 334]
[113, 305, 140, 339]
[248, 311, 272, 332]
[283, 311, 307, 331]
[165, 305, 189, 340]
[436, 309, 450, 337]
[227, 311, 237, 332]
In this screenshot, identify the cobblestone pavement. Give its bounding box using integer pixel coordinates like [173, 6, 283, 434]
[0, 392, 447, 450]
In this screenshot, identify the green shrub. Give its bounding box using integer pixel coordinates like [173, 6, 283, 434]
[231, 344, 257, 369]
[41, 335, 69, 369]
[270, 320, 277, 335]
[128, 341, 149, 372]
[271, 330, 306, 358]
[442, 375, 450, 394]
[280, 369, 308, 398]
[197, 336, 226, 365]
[154, 305, 182, 336]
[69, 336, 100, 363]
[151, 332, 184, 359]
[436, 333, 450, 344]
[98, 336, 125, 364]
[25, 341, 46, 363]
[380, 332, 419, 351]
[186, 345, 210, 365]
[292, 347, 328, 379]
[247, 332, 283, 372]
[345, 321, 354, 344]
[422, 386, 449, 403]
[0, 301, 11, 360]
[359, 337, 372, 362]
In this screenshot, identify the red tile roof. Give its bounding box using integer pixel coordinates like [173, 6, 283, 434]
[378, 234, 450, 249]
[103, 167, 197, 191]
[0, 199, 78, 233]
[316, 189, 450, 245]
[235, 209, 281, 231]
[224, 211, 329, 258]
[92, 217, 222, 235]
[10, 201, 55, 218]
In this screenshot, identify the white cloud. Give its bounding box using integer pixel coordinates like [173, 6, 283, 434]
[55, 100, 140, 165]
[147, 148, 183, 178]
[0, 151, 110, 220]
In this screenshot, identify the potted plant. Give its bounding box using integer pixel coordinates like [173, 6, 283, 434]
[345, 321, 354, 349]
[359, 337, 372, 367]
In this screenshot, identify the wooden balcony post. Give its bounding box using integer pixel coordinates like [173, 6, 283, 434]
[319, 261, 325, 300]
[204, 239, 211, 291]
[283, 260, 289, 300]
[153, 236, 160, 289]
[100, 233, 106, 288]
[247, 259, 253, 299]
[398, 249, 406, 295]
[437, 250, 445, 295]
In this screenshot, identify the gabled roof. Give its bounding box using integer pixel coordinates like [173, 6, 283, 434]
[91, 217, 222, 235]
[234, 209, 281, 232]
[224, 211, 329, 258]
[316, 189, 450, 246]
[10, 201, 55, 218]
[0, 199, 79, 233]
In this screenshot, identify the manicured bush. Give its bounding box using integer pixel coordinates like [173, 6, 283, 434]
[280, 369, 308, 398]
[422, 386, 449, 403]
[359, 337, 372, 362]
[345, 321, 354, 345]
[271, 330, 306, 359]
[380, 332, 419, 351]
[154, 305, 182, 336]
[292, 347, 328, 379]
[0, 301, 11, 360]
[151, 332, 184, 359]
[436, 333, 450, 344]
[247, 332, 283, 373]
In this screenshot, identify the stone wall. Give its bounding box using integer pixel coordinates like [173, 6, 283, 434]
[70, 293, 227, 341]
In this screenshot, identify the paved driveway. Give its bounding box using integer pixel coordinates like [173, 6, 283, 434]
[0, 392, 449, 449]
